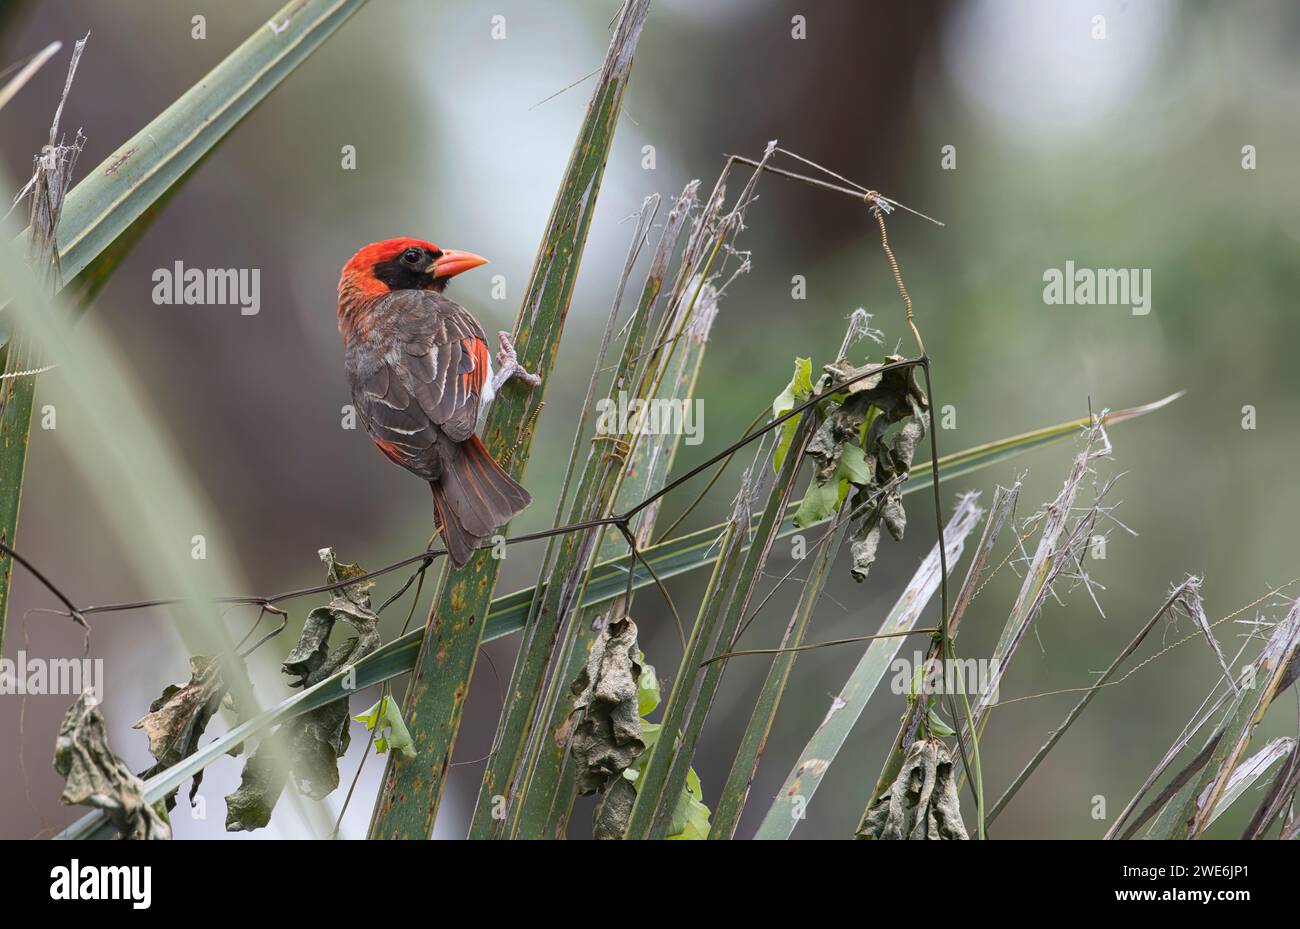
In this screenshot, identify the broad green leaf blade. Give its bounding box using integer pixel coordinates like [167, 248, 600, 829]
[1, 229, 299, 840]
[753, 494, 985, 840]
[367, 0, 651, 840]
[3, 0, 368, 652]
[500, 190, 705, 839]
[643, 419, 815, 840]
[1, 39, 86, 656]
[47, 0, 369, 284]
[624, 477, 758, 839]
[633, 330, 811, 839]
[0, 365, 36, 650]
[472, 196, 667, 840]
[709, 509, 851, 839]
[905, 391, 1183, 487]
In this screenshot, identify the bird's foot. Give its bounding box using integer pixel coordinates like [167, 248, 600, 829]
[491, 330, 541, 392]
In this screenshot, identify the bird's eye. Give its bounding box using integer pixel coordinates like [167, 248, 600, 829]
[402, 248, 422, 263]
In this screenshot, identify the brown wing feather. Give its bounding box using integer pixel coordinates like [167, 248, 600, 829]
[345, 290, 490, 478]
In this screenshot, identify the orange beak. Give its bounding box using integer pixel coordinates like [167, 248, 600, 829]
[431, 249, 489, 279]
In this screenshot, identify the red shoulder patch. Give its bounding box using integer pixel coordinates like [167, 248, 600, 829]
[462, 337, 489, 396]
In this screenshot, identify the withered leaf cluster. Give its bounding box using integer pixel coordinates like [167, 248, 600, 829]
[55, 691, 171, 840]
[566, 617, 646, 839]
[226, 548, 380, 832]
[858, 739, 968, 840]
[134, 653, 249, 811]
[810, 355, 928, 582]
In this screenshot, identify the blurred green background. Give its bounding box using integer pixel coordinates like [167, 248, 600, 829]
[3, 0, 1299, 839]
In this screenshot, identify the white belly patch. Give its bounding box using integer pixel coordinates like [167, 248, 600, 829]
[480, 354, 496, 407]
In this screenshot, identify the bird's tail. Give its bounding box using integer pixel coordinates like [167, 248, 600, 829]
[430, 435, 532, 568]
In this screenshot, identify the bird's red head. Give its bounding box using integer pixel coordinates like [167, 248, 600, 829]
[338, 237, 489, 302]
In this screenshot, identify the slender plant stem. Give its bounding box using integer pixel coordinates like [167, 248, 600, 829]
[920, 358, 984, 839]
[702, 628, 941, 665]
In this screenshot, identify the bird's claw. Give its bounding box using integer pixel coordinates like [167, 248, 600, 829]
[494, 331, 517, 367]
[491, 331, 541, 392]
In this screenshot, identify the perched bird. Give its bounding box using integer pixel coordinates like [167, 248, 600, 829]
[337, 237, 540, 567]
